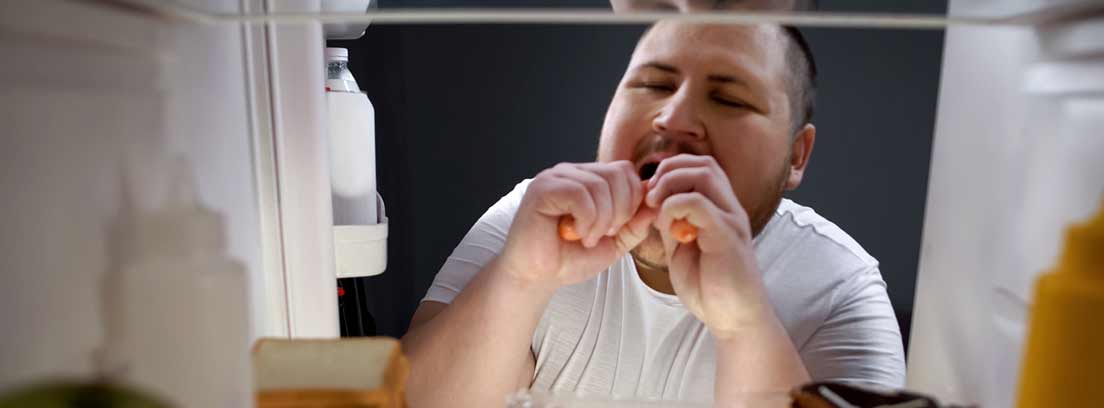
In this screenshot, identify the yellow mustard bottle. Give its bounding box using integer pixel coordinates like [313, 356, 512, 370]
[1017, 201, 1104, 407]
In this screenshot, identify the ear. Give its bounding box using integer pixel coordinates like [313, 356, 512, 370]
[784, 124, 816, 191]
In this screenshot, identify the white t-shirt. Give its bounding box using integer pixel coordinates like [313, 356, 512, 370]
[423, 179, 905, 402]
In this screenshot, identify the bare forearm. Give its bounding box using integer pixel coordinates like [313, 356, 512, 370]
[712, 315, 810, 404]
[401, 259, 555, 407]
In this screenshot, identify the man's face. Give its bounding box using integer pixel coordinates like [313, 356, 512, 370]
[597, 22, 800, 268]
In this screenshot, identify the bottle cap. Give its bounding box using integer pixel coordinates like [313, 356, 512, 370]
[1057, 199, 1104, 276]
[325, 47, 349, 61]
[126, 158, 225, 261]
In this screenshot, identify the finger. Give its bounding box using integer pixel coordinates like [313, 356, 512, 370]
[666, 241, 701, 301]
[614, 206, 658, 253]
[559, 167, 613, 248]
[657, 192, 744, 253]
[614, 160, 645, 234]
[647, 153, 721, 190]
[535, 173, 599, 242]
[581, 161, 637, 237]
[646, 164, 737, 213]
[654, 206, 681, 264]
[652, 201, 697, 303]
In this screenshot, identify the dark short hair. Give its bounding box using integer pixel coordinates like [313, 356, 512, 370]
[781, 25, 817, 133]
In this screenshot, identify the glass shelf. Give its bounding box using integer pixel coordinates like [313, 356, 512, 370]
[101, 0, 1104, 30]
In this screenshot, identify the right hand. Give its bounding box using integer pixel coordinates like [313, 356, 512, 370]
[499, 161, 658, 288]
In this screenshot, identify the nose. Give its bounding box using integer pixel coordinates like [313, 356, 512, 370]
[652, 87, 705, 142]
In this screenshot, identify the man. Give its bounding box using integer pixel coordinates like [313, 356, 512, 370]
[401, 22, 905, 406]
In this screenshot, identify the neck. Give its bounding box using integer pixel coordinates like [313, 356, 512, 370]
[632, 255, 676, 295]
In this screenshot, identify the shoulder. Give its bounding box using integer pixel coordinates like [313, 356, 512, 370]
[479, 178, 533, 225]
[513, 178, 534, 194]
[755, 198, 882, 303]
[762, 198, 879, 272]
[420, 178, 534, 305]
[500, 178, 533, 207]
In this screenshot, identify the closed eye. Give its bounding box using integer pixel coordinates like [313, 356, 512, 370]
[712, 96, 747, 108]
[640, 82, 675, 92]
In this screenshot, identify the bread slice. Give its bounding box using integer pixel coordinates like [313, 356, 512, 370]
[253, 337, 408, 408]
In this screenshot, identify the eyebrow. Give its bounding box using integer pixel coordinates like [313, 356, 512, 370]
[638, 61, 750, 87]
[640, 62, 679, 74]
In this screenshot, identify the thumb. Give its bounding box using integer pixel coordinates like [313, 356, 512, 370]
[614, 207, 659, 253]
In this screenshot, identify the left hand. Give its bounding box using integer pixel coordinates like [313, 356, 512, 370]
[644, 154, 775, 339]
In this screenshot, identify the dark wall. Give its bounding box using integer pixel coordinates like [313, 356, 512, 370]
[332, 2, 945, 353]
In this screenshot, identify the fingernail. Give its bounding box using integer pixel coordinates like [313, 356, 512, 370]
[607, 227, 617, 236]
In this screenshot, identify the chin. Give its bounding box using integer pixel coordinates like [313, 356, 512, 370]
[630, 229, 668, 269]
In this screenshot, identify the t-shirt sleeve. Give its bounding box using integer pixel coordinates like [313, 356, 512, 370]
[420, 179, 531, 305]
[799, 266, 907, 389]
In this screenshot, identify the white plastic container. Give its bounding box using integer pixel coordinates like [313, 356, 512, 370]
[334, 194, 389, 278]
[103, 159, 250, 407]
[326, 47, 388, 278]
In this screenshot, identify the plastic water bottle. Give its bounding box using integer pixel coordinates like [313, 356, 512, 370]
[325, 47, 378, 226]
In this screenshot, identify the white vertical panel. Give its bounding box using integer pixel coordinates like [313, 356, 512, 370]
[906, 21, 1040, 405]
[0, 1, 261, 404]
[266, 0, 340, 338]
[0, 89, 162, 389]
[156, 0, 259, 405]
[160, 0, 265, 342]
[0, 0, 165, 389]
[240, 0, 293, 339]
[909, 1, 1104, 406]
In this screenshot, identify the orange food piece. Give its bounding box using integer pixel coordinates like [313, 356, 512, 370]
[558, 215, 582, 241]
[560, 215, 696, 243]
[671, 219, 698, 243]
[558, 181, 698, 243]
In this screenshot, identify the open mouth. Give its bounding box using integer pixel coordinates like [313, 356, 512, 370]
[639, 162, 659, 180]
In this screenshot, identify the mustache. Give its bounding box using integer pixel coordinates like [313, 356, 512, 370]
[630, 134, 702, 165]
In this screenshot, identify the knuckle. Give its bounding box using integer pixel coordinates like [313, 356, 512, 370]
[543, 179, 579, 201]
[687, 191, 709, 205]
[604, 163, 631, 182]
[552, 162, 576, 172]
[667, 192, 705, 210]
[568, 181, 590, 198]
[582, 177, 607, 193]
[529, 175, 554, 195]
[726, 213, 751, 238]
[576, 201, 596, 218]
[593, 166, 618, 180]
[534, 168, 556, 181]
[704, 157, 725, 174]
[725, 211, 745, 226]
[615, 160, 636, 174]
